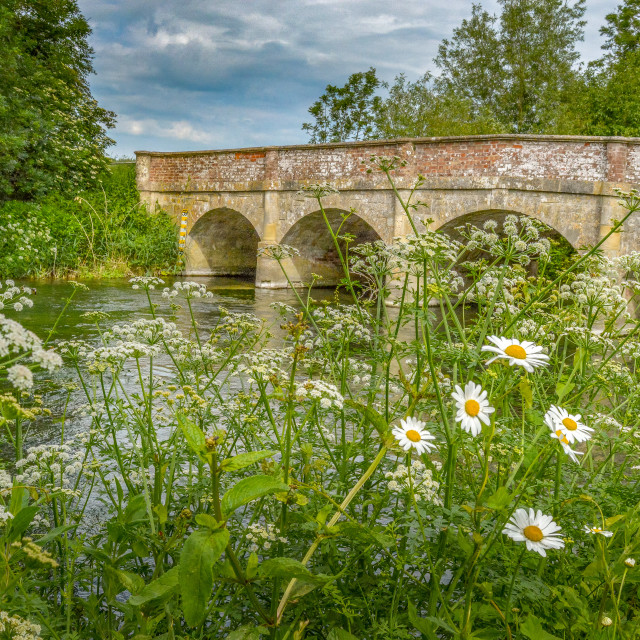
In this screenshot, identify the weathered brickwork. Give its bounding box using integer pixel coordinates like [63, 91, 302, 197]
[136, 134, 640, 288]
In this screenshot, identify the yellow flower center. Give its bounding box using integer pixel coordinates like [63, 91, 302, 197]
[555, 430, 569, 445]
[523, 525, 544, 542]
[406, 429, 421, 442]
[465, 399, 480, 416]
[504, 345, 527, 359]
[562, 417, 578, 431]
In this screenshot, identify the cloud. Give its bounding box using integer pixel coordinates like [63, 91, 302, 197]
[77, 0, 620, 157]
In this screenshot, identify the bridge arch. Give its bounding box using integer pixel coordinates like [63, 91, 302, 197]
[279, 208, 382, 287]
[435, 208, 574, 247]
[184, 207, 260, 276]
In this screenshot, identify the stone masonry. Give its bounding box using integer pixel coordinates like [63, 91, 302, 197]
[136, 134, 640, 288]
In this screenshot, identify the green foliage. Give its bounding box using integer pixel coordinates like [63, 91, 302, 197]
[0, 0, 115, 200]
[302, 67, 382, 143]
[434, 0, 586, 133]
[0, 164, 179, 278]
[375, 73, 500, 139]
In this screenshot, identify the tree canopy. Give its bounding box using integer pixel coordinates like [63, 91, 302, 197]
[0, 0, 115, 200]
[302, 0, 640, 141]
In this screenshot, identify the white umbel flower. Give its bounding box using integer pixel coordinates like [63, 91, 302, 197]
[7, 364, 33, 391]
[502, 508, 564, 557]
[392, 417, 437, 455]
[544, 405, 593, 444]
[452, 381, 495, 436]
[550, 430, 584, 464]
[482, 336, 549, 372]
[584, 525, 614, 537]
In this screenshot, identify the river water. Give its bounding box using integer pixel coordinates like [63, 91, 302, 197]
[8, 276, 344, 457]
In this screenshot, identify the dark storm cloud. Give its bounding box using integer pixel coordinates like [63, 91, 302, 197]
[76, 0, 620, 156]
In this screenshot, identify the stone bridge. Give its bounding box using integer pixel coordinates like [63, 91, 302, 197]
[135, 134, 640, 288]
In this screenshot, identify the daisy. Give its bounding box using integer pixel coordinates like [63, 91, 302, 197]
[502, 508, 564, 557]
[550, 430, 584, 464]
[482, 336, 549, 372]
[452, 381, 495, 436]
[584, 525, 614, 537]
[544, 405, 593, 444]
[392, 417, 437, 455]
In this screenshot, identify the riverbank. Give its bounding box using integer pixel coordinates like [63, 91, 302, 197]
[0, 164, 179, 280]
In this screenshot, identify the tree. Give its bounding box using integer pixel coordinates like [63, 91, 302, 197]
[601, 0, 640, 58]
[375, 72, 500, 139]
[0, 0, 115, 200]
[435, 0, 586, 133]
[302, 68, 382, 143]
[577, 0, 640, 136]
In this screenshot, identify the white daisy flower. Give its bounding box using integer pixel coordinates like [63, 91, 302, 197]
[452, 381, 495, 436]
[481, 336, 549, 372]
[584, 525, 613, 537]
[502, 508, 564, 557]
[544, 405, 593, 444]
[392, 417, 437, 455]
[550, 429, 584, 464]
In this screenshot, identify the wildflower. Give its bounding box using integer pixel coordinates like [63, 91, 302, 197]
[601, 616, 613, 627]
[550, 430, 584, 464]
[502, 508, 564, 557]
[392, 417, 437, 454]
[584, 525, 613, 537]
[452, 381, 495, 436]
[625, 558, 636, 568]
[7, 364, 33, 391]
[544, 405, 593, 444]
[482, 337, 549, 372]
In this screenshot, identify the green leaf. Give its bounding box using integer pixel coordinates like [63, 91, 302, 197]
[8, 505, 38, 541]
[221, 475, 289, 518]
[486, 486, 513, 510]
[179, 528, 229, 627]
[345, 400, 389, 438]
[407, 601, 438, 639]
[258, 557, 328, 585]
[194, 513, 223, 531]
[177, 413, 207, 460]
[520, 615, 562, 640]
[129, 567, 180, 607]
[327, 628, 359, 640]
[555, 379, 575, 402]
[114, 569, 145, 595]
[518, 379, 533, 408]
[246, 552, 259, 579]
[124, 494, 147, 523]
[220, 450, 276, 472]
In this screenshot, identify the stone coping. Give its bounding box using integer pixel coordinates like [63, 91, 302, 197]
[135, 134, 640, 157]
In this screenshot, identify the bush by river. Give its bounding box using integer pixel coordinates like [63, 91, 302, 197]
[1, 164, 640, 640]
[0, 164, 179, 280]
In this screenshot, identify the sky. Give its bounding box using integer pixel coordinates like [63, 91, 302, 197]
[76, 0, 621, 158]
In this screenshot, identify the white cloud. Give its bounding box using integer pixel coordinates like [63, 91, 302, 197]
[78, 0, 621, 156]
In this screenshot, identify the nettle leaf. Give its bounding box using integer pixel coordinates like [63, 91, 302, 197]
[129, 567, 180, 607]
[258, 557, 328, 585]
[221, 475, 289, 518]
[220, 450, 277, 472]
[518, 379, 533, 408]
[226, 625, 267, 639]
[179, 528, 230, 627]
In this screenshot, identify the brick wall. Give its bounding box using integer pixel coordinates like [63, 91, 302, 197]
[137, 135, 640, 194]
